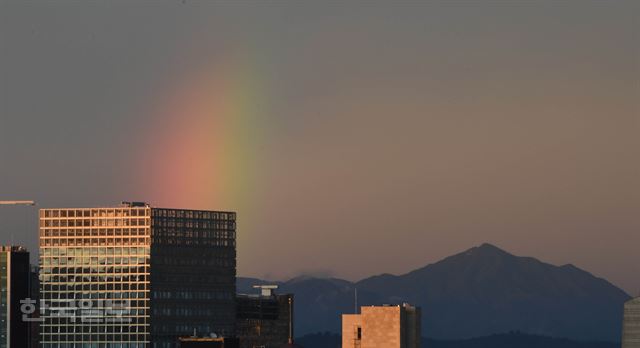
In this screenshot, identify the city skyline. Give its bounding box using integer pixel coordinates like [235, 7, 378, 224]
[1, 0, 639, 296]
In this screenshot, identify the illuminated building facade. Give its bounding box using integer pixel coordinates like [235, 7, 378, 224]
[0, 246, 30, 348]
[39, 203, 236, 348]
[342, 304, 421, 348]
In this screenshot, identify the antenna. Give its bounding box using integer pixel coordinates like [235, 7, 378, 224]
[354, 287, 358, 314]
[288, 296, 293, 344]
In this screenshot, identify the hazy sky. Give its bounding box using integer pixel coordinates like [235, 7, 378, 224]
[1, 1, 638, 293]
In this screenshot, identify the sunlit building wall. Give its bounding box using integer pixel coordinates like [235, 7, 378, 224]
[342, 304, 421, 348]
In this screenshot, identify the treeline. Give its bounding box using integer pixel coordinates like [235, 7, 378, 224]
[296, 331, 619, 348]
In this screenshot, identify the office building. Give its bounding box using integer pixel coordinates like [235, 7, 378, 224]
[623, 297, 640, 348]
[0, 246, 30, 348]
[342, 303, 421, 348]
[236, 285, 293, 348]
[39, 202, 237, 348]
[29, 265, 40, 348]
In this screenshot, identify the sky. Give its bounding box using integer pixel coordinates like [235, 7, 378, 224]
[0, 1, 638, 293]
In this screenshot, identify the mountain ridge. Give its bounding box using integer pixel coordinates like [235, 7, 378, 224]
[238, 243, 629, 341]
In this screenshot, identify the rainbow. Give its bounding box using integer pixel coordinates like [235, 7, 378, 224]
[132, 49, 269, 224]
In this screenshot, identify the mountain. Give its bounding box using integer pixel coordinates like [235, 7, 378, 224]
[295, 332, 619, 348]
[238, 243, 630, 341]
[357, 243, 628, 340]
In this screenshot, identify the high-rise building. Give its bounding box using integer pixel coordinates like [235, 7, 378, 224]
[236, 285, 293, 348]
[28, 265, 40, 348]
[39, 202, 237, 348]
[342, 303, 421, 348]
[0, 245, 30, 348]
[623, 297, 640, 348]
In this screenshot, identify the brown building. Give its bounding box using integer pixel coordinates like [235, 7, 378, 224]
[236, 285, 294, 348]
[342, 304, 421, 348]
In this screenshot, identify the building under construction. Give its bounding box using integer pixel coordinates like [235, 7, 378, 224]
[236, 285, 294, 348]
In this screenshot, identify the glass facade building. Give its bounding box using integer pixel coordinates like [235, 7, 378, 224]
[0, 246, 31, 348]
[39, 203, 236, 348]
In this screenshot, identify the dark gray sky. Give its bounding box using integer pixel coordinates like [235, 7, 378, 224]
[1, 1, 638, 293]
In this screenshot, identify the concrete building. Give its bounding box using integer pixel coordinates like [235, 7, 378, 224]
[342, 304, 421, 348]
[0, 246, 30, 348]
[39, 202, 237, 348]
[236, 285, 294, 348]
[623, 297, 640, 348]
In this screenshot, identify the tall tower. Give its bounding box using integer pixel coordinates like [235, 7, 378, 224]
[0, 246, 30, 348]
[623, 297, 640, 348]
[39, 202, 237, 347]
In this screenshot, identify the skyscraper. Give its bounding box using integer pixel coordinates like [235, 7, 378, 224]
[623, 297, 640, 348]
[28, 265, 40, 348]
[39, 202, 237, 348]
[0, 245, 30, 348]
[342, 303, 421, 348]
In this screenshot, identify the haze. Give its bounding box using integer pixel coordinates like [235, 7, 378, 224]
[1, 1, 638, 294]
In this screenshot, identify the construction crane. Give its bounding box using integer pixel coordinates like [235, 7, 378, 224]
[0, 200, 36, 206]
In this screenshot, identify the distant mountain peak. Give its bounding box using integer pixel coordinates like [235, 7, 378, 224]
[470, 243, 512, 255]
[441, 243, 516, 267]
[478, 242, 503, 250]
[287, 275, 315, 283]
